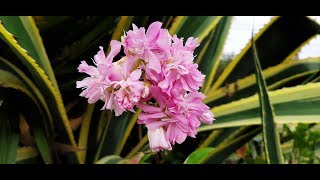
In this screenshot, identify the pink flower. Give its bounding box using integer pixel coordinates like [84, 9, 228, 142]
[76, 43, 122, 104]
[158, 36, 204, 96]
[77, 42, 149, 116]
[77, 21, 215, 152]
[148, 127, 172, 152]
[169, 92, 214, 142]
[138, 102, 190, 146]
[123, 22, 170, 74]
[113, 69, 150, 116]
[173, 91, 213, 122]
[138, 87, 214, 149]
[137, 103, 170, 131]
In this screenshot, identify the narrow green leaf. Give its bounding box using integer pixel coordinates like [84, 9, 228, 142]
[205, 58, 320, 106]
[96, 110, 111, 143]
[212, 16, 320, 91]
[33, 128, 52, 164]
[199, 83, 320, 132]
[55, 17, 119, 63]
[115, 109, 141, 156]
[33, 16, 72, 31]
[0, 92, 19, 164]
[95, 155, 127, 164]
[78, 104, 95, 163]
[252, 35, 283, 164]
[0, 58, 53, 163]
[139, 153, 153, 164]
[169, 16, 222, 43]
[16, 147, 39, 162]
[0, 16, 58, 87]
[0, 70, 38, 104]
[0, 56, 54, 132]
[0, 70, 52, 163]
[94, 111, 131, 161]
[198, 16, 232, 93]
[107, 16, 134, 53]
[199, 127, 244, 148]
[184, 148, 213, 164]
[185, 126, 261, 164]
[0, 17, 81, 163]
[216, 82, 320, 117]
[125, 134, 148, 159]
[168, 16, 187, 35]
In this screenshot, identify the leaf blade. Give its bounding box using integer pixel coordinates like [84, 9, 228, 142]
[0, 17, 80, 163]
[211, 16, 320, 91]
[252, 34, 283, 164]
[198, 16, 232, 93]
[169, 16, 222, 43]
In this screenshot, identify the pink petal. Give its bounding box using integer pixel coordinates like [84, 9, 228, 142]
[132, 23, 139, 31]
[78, 61, 97, 76]
[137, 103, 162, 113]
[150, 86, 174, 108]
[146, 21, 162, 42]
[185, 37, 199, 51]
[148, 128, 172, 152]
[129, 69, 142, 81]
[146, 121, 169, 131]
[156, 29, 171, 53]
[199, 111, 215, 124]
[146, 50, 161, 73]
[106, 40, 122, 63]
[138, 112, 166, 120]
[93, 46, 106, 64]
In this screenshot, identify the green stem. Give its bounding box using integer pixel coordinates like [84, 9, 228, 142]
[125, 135, 148, 159]
[93, 112, 112, 162]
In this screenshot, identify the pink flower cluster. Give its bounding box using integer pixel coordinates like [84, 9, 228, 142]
[77, 22, 215, 152]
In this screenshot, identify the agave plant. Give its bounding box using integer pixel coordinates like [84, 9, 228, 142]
[0, 16, 319, 164]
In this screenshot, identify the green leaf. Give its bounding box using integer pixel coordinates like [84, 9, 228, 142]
[125, 134, 148, 159]
[107, 16, 134, 53]
[212, 16, 320, 91]
[78, 104, 95, 163]
[199, 83, 320, 132]
[169, 16, 223, 43]
[168, 16, 187, 36]
[0, 17, 80, 163]
[0, 70, 52, 163]
[115, 109, 141, 156]
[199, 127, 244, 148]
[0, 57, 54, 163]
[197, 16, 232, 93]
[205, 58, 320, 106]
[54, 16, 119, 63]
[16, 147, 39, 162]
[94, 111, 131, 161]
[252, 35, 284, 163]
[0, 91, 20, 164]
[83, 103, 109, 164]
[0, 70, 38, 104]
[184, 148, 213, 164]
[198, 126, 261, 164]
[139, 153, 153, 164]
[95, 155, 127, 164]
[0, 16, 58, 87]
[0, 56, 54, 132]
[33, 16, 72, 31]
[33, 128, 52, 164]
[184, 126, 261, 164]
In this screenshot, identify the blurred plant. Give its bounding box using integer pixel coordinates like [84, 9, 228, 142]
[282, 124, 320, 164]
